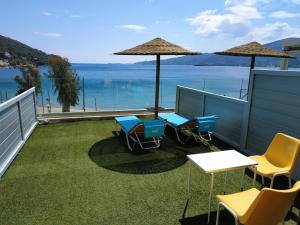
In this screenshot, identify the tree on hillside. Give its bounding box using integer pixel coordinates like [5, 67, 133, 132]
[14, 64, 41, 95]
[0, 35, 48, 66]
[47, 55, 80, 112]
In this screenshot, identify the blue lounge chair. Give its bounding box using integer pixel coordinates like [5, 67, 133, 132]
[158, 113, 216, 144]
[115, 116, 165, 151]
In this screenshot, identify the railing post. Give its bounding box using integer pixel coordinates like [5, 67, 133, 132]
[47, 90, 51, 113]
[201, 94, 206, 116]
[82, 77, 86, 112]
[33, 90, 37, 120]
[0, 88, 39, 178]
[175, 86, 180, 113]
[17, 101, 24, 140]
[94, 97, 97, 111]
[240, 70, 256, 150]
[239, 79, 243, 99]
[41, 91, 44, 114]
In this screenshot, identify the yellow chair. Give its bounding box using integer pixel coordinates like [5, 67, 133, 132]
[216, 181, 300, 225]
[249, 133, 300, 188]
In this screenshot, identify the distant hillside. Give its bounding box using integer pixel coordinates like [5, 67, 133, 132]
[0, 35, 48, 66]
[136, 38, 300, 67]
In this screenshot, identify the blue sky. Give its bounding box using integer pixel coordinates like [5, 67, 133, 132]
[1, 0, 300, 63]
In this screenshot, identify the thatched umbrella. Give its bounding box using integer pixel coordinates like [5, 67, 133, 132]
[215, 41, 293, 69]
[115, 37, 199, 118]
[215, 41, 293, 98]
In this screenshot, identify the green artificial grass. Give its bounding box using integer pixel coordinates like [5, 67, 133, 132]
[0, 120, 298, 225]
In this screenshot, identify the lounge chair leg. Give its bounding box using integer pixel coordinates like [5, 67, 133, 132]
[135, 134, 143, 149]
[200, 131, 212, 142]
[155, 137, 161, 148]
[207, 132, 212, 141]
[125, 133, 134, 151]
[175, 129, 189, 144]
[134, 134, 161, 150]
[115, 122, 121, 136]
[174, 129, 182, 143]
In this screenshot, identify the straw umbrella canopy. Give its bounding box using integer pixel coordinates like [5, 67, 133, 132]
[215, 41, 293, 99]
[115, 37, 200, 118]
[215, 41, 293, 69]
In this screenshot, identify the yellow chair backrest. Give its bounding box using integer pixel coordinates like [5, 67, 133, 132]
[243, 181, 300, 225]
[265, 133, 300, 170]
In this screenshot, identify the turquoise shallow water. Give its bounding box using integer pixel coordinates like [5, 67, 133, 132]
[0, 64, 249, 110]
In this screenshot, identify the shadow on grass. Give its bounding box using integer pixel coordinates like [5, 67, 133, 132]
[163, 126, 233, 151]
[179, 174, 300, 225]
[88, 132, 209, 174]
[179, 208, 299, 225]
[179, 210, 235, 225]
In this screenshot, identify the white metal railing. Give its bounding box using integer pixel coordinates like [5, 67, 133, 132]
[176, 86, 248, 148]
[176, 69, 300, 179]
[0, 87, 38, 178]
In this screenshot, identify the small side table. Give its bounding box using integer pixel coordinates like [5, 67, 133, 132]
[187, 150, 257, 224]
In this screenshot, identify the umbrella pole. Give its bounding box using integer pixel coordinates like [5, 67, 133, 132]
[154, 55, 160, 119]
[247, 56, 256, 100]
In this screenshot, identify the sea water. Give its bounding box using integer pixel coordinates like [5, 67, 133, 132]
[0, 64, 249, 110]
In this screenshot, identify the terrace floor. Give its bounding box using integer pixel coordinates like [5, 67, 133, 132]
[0, 120, 298, 225]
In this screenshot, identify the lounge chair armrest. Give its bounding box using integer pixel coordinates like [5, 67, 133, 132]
[195, 115, 218, 121]
[197, 120, 216, 133]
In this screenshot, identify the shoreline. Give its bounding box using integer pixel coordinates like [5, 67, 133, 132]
[36, 106, 159, 114]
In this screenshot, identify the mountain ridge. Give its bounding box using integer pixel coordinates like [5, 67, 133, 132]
[136, 38, 300, 67]
[0, 35, 48, 66]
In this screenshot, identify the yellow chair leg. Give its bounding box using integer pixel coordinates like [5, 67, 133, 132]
[218, 203, 240, 225]
[270, 176, 274, 188]
[288, 174, 292, 188]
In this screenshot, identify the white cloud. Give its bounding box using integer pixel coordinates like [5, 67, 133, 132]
[186, 0, 264, 38]
[186, 7, 262, 38]
[186, 0, 300, 43]
[41, 11, 52, 16]
[225, 0, 252, 6]
[117, 25, 148, 32]
[227, 5, 263, 20]
[270, 10, 300, 18]
[34, 32, 62, 37]
[242, 22, 300, 42]
[41, 10, 82, 19]
[225, 0, 269, 6]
